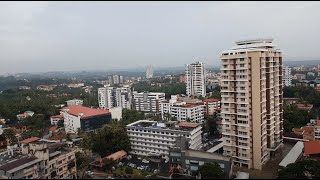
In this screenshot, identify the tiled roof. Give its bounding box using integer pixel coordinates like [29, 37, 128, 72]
[203, 98, 220, 102]
[20, 137, 40, 144]
[0, 156, 38, 171]
[49, 126, 58, 132]
[304, 140, 320, 155]
[16, 113, 29, 117]
[62, 105, 110, 119]
[176, 122, 199, 128]
[50, 115, 64, 119]
[106, 150, 127, 161]
[316, 120, 320, 126]
[178, 103, 204, 108]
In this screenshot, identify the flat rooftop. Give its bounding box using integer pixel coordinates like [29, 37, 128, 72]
[185, 149, 231, 162]
[126, 120, 201, 132]
[0, 151, 40, 173]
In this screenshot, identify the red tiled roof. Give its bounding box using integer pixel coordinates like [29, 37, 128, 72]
[50, 115, 64, 119]
[49, 126, 58, 132]
[62, 105, 110, 119]
[203, 98, 220, 103]
[106, 150, 127, 161]
[316, 120, 320, 126]
[178, 103, 204, 108]
[20, 137, 40, 144]
[16, 113, 29, 117]
[176, 122, 199, 128]
[304, 140, 320, 155]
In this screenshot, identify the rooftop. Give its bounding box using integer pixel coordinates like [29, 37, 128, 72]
[0, 152, 40, 173]
[106, 150, 127, 161]
[279, 141, 304, 167]
[50, 115, 64, 119]
[185, 149, 231, 161]
[304, 140, 320, 155]
[316, 120, 320, 126]
[62, 105, 110, 119]
[203, 98, 220, 103]
[20, 137, 40, 144]
[127, 120, 201, 132]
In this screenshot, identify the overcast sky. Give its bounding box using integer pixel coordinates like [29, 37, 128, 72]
[1, 1, 320, 74]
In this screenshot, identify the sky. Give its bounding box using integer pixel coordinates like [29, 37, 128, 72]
[1, 1, 320, 74]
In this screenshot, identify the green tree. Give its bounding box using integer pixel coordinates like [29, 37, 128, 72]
[102, 158, 116, 172]
[198, 163, 224, 179]
[125, 166, 133, 174]
[277, 159, 320, 179]
[3, 129, 18, 145]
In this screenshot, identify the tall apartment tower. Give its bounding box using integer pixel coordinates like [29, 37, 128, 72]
[186, 62, 206, 97]
[98, 84, 132, 109]
[146, 65, 153, 79]
[282, 66, 292, 86]
[220, 39, 283, 170]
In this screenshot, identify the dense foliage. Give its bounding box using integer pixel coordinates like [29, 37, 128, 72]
[132, 81, 186, 98]
[277, 159, 320, 179]
[198, 163, 224, 179]
[82, 124, 131, 157]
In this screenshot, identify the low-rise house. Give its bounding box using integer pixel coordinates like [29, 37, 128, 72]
[169, 136, 233, 178]
[303, 140, 320, 159]
[66, 99, 83, 106]
[283, 98, 300, 105]
[292, 126, 314, 141]
[295, 104, 313, 112]
[50, 115, 64, 125]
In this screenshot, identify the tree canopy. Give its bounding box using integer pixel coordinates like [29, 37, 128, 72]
[198, 162, 224, 179]
[277, 159, 320, 179]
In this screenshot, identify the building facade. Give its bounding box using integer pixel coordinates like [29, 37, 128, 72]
[126, 120, 202, 158]
[169, 136, 233, 178]
[282, 66, 292, 87]
[0, 138, 77, 179]
[50, 115, 64, 125]
[98, 84, 132, 109]
[66, 99, 83, 106]
[203, 98, 221, 116]
[161, 95, 205, 123]
[61, 105, 112, 134]
[186, 62, 206, 97]
[220, 38, 283, 170]
[132, 92, 165, 114]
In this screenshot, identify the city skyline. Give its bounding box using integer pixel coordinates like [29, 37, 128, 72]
[1, 1, 320, 74]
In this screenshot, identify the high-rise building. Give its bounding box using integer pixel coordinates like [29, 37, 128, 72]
[113, 75, 120, 85]
[185, 62, 206, 97]
[220, 38, 283, 170]
[119, 75, 124, 84]
[98, 84, 132, 109]
[146, 65, 153, 79]
[282, 66, 292, 87]
[132, 91, 165, 114]
[108, 75, 113, 85]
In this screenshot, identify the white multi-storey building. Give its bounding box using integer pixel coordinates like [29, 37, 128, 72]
[98, 84, 132, 109]
[186, 62, 206, 97]
[282, 66, 292, 86]
[160, 95, 205, 123]
[132, 92, 165, 114]
[66, 99, 83, 106]
[126, 120, 202, 158]
[146, 65, 153, 79]
[220, 38, 283, 170]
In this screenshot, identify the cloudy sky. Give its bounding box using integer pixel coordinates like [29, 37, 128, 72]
[1, 1, 320, 74]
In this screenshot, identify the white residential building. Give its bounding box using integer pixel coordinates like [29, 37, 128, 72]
[98, 84, 132, 109]
[282, 66, 292, 86]
[50, 115, 64, 125]
[220, 38, 283, 170]
[203, 98, 221, 116]
[126, 120, 202, 158]
[186, 62, 206, 97]
[66, 99, 83, 106]
[314, 120, 320, 140]
[160, 95, 205, 123]
[132, 92, 165, 114]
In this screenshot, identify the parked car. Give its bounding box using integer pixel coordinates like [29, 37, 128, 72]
[137, 156, 142, 160]
[126, 155, 132, 160]
[142, 159, 150, 164]
[165, 158, 169, 163]
[154, 169, 158, 173]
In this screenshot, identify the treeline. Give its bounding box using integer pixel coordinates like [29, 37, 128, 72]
[132, 81, 186, 98]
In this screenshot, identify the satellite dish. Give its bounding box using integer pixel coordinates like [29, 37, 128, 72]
[0, 129, 3, 135]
